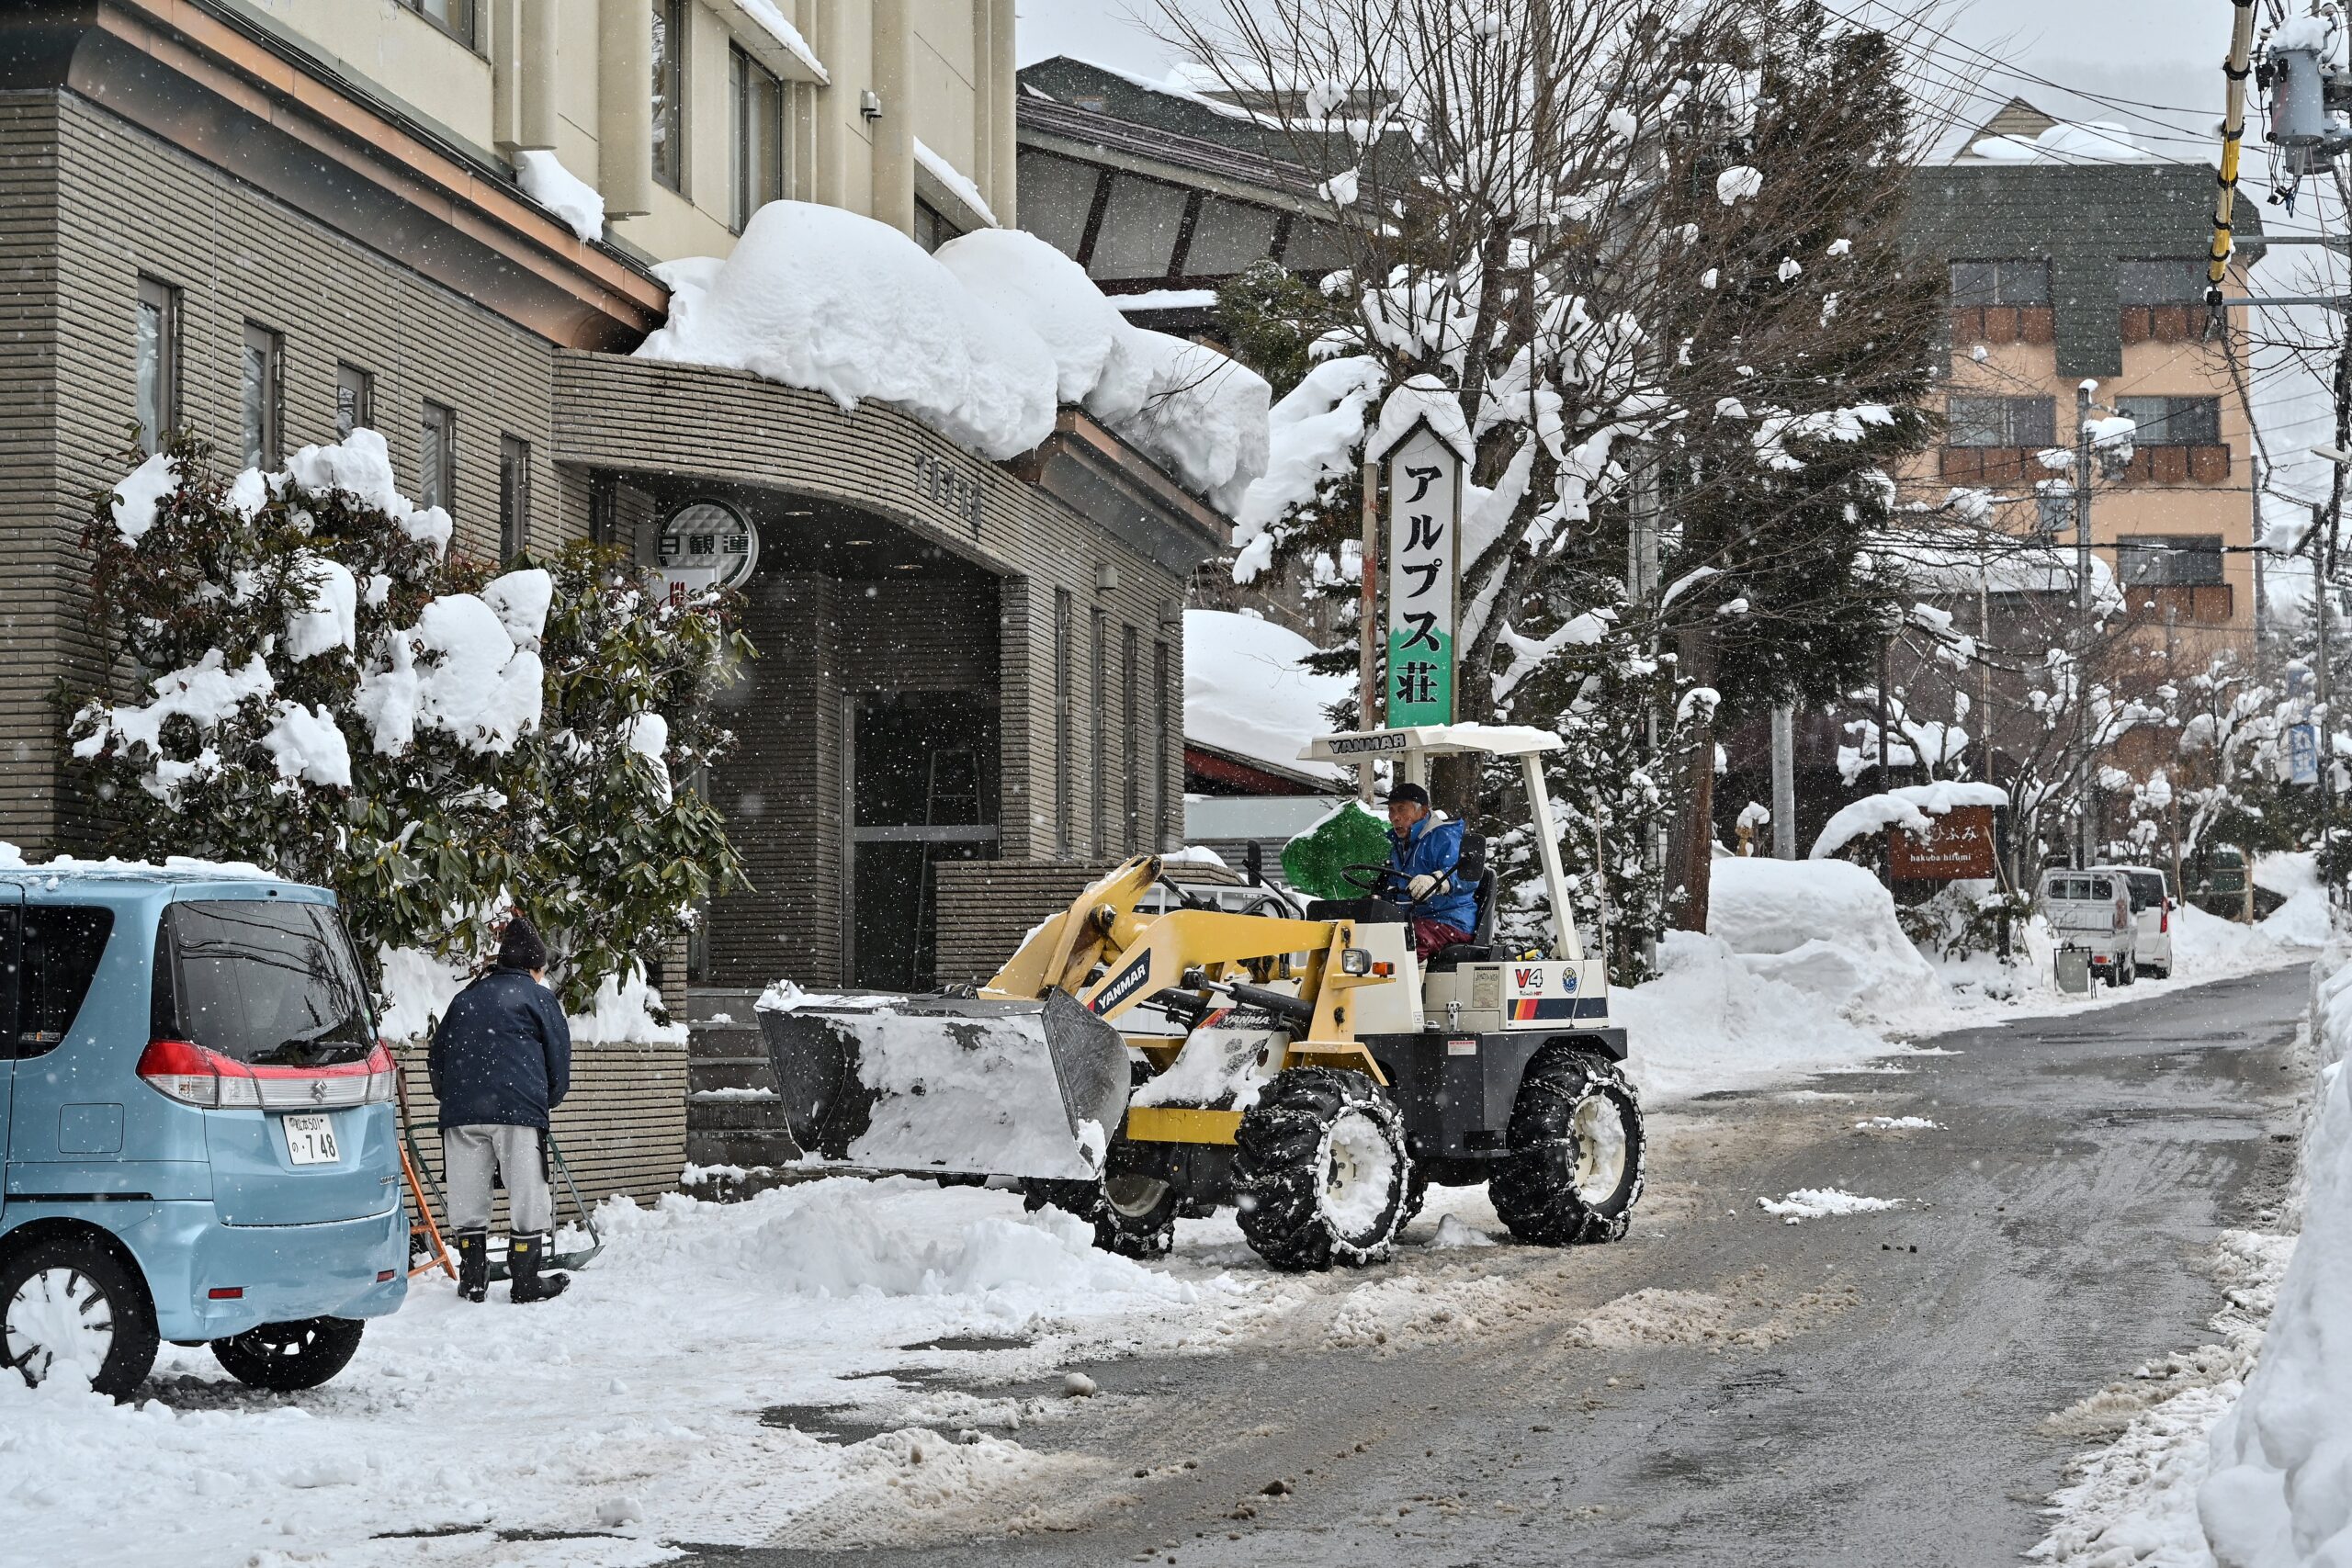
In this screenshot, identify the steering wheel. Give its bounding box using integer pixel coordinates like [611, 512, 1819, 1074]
[1340, 863, 1418, 905]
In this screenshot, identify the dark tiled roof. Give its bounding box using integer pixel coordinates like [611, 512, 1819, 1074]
[1905, 162, 2266, 378]
[1020, 57, 1306, 164]
[1019, 95, 1323, 199]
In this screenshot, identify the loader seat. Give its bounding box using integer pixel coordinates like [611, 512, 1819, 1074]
[1421, 867, 1498, 971]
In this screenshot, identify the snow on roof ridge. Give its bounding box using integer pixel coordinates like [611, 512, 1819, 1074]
[914, 138, 998, 228]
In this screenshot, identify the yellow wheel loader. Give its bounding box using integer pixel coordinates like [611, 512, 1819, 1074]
[765, 725, 1645, 1272]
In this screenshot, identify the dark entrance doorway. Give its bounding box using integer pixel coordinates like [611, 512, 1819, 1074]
[849, 692, 999, 991]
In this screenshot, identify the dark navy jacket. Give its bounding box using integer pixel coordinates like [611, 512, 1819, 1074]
[1388, 815, 1478, 932]
[426, 967, 572, 1130]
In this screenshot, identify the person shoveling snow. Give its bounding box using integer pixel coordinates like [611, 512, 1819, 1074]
[428, 914, 574, 1304]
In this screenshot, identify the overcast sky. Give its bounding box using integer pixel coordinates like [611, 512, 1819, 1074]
[1014, 0, 2236, 152]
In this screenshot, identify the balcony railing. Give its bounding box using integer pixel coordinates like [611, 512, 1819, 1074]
[2125, 582, 2236, 625]
[1939, 444, 2230, 485]
[2121, 444, 2230, 484]
[2120, 304, 2206, 344]
[1949, 305, 2055, 345]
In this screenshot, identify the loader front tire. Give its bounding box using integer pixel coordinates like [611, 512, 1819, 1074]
[1489, 1048, 1645, 1247]
[1023, 1155, 1181, 1260]
[1234, 1068, 1410, 1272]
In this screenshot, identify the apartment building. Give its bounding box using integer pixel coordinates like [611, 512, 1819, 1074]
[1907, 102, 2264, 653]
[0, 0, 1230, 1192]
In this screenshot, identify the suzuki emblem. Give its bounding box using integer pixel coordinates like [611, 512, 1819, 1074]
[309, 1079, 329, 1104]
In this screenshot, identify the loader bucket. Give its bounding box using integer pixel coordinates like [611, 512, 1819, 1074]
[761, 989, 1131, 1182]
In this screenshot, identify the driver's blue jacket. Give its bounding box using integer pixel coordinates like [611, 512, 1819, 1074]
[1388, 815, 1477, 932]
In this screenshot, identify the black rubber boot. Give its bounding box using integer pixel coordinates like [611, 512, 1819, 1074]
[507, 1233, 570, 1303]
[452, 1228, 489, 1303]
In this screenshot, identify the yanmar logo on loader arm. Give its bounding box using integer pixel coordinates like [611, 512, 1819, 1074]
[1090, 953, 1155, 1015]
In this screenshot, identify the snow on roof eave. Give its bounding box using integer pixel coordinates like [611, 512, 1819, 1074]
[1041, 408, 1231, 537]
[914, 139, 999, 229]
[1187, 738, 1348, 793]
[722, 0, 829, 83]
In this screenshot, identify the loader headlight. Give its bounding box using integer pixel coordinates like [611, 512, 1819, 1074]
[1340, 947, 1374, 976]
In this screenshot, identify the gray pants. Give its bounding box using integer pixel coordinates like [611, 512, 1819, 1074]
[444, 1124, 553, 1234]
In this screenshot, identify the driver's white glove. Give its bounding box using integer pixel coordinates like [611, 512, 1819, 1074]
[1407, 873, 1440, 900]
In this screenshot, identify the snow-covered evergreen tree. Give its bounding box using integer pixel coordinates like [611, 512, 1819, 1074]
[66, 432, 750, 1014]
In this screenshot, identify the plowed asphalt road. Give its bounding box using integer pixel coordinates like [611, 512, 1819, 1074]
[680, 963, 2311, 1568]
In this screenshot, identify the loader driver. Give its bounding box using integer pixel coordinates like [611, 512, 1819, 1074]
[1378, 782, 1481, 960]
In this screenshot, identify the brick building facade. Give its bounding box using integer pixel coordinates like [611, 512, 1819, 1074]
[0, 2, 1228, 1197]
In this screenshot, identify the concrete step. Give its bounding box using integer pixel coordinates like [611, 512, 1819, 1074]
[687, 1023, 768, 1060]
[688, 1057, 777, 1094]
[685, 1128, 805, 1174]
[685, 988, 764, 1025]
[688, 1097, 795, 1132]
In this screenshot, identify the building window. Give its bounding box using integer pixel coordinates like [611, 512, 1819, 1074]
[1091, 608, 1108, 855]
[912, 199, 960, 254]
[652, 0, 686, 194]
[334, 363, 374, 440]
[2120, 258, 2208, 305]
[1088, 175, 1191, 279]
[2114, 395, 2222, 446]
[499, 435, 531, 559]
[240, 323, 282, 470]
[1152, 639, 1171, 851]
[729, 45, 783, 232]
[398, 0, 475, 48]
[1949, 258, 2052, 308]
[420, 400, 457, 513]
[133, 276, 179, 457]
[2034, 480, 2075, 539]
[1947, 394, 2055, 448]
[1122, 626, 1140, 851]
[1054, 589, 1073, 857]
[2118, 535, 2225, 586]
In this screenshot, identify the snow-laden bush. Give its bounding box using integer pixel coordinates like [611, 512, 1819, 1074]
[66, 433, 750, 1014]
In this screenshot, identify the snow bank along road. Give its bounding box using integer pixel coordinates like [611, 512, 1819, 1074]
[686, 965, 2311, 1568]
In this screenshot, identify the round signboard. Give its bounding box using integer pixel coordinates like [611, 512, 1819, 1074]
[651, 500, 758, 598]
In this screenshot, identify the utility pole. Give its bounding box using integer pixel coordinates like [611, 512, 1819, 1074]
[2321, 327, 2351, 906]
[1357, 460, 1378, 804]
[2073, 379, 2097, 870]
[1770, 705, 1796, 859]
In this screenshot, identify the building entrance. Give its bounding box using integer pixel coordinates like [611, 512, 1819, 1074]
[849, 692, 999, 991]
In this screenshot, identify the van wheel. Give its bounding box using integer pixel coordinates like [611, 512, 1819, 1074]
[0, 1236, 158, 1400]
[212, 1316, 366, 1392]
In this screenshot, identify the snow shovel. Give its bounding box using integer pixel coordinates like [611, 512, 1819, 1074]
[762, 988, 1131, 1183]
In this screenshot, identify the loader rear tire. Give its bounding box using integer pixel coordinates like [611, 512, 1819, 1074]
[1234, 1068, 1410, 1272]
[1489, 1048, 1645, 1247]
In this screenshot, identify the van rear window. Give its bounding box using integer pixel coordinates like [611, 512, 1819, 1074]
[157, 900, 374, 1067]
[0, 907, 116, 1057]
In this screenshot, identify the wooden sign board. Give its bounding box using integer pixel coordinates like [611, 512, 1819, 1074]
[1889, 806, 1997, 881]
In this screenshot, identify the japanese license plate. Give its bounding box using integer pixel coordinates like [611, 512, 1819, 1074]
[282, 1113, 340, 1166]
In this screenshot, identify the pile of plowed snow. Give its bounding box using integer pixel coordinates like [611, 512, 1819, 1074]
[0, 1179, 1230, 1566]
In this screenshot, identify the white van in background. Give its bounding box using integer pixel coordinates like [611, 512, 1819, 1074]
[2038, 867, 2139, 987]
[2104, 866, 2175, 979]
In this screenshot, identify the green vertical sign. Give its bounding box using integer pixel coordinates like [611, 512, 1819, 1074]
[1383, 422, 1463, 728]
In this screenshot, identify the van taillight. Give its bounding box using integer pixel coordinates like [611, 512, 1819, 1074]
[364, 1043, 396, 1105]
[136, 1039, 260, 1108]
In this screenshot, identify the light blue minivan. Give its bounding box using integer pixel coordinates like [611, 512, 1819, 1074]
[0, 864, 405, 1398]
